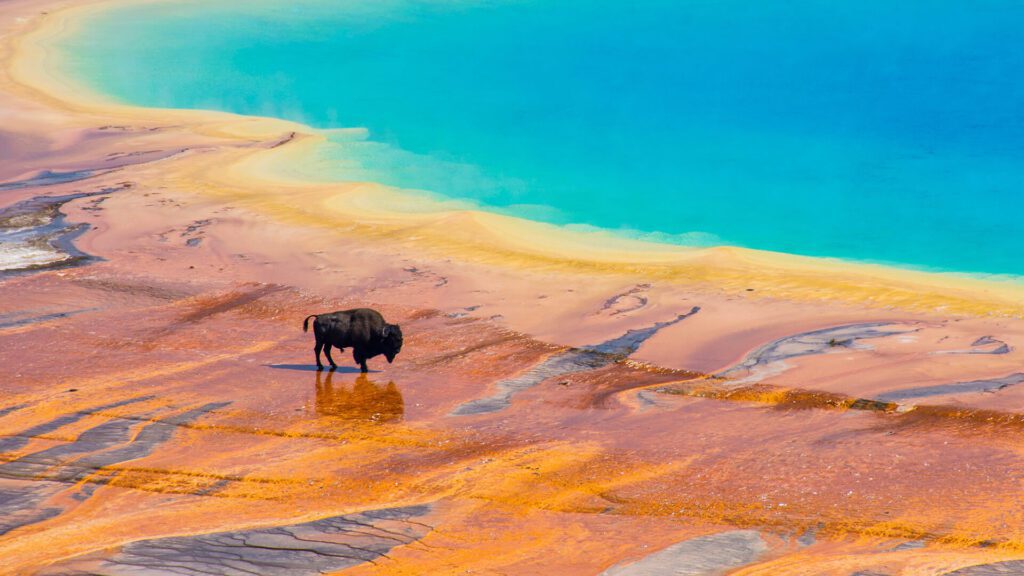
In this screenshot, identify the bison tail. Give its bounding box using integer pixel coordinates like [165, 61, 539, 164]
[303, 314, 317, 333]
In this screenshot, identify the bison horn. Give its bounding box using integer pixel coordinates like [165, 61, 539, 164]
[382, 325, 390, 338]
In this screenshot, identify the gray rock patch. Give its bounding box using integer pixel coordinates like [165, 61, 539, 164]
[0, 401, 227, 536]
[891, 539, 927, 551]
[0, 402, 28, 419]
[932, 335, 1011, 356]
[42, 505, 433, 576]
[0, 308, 98, 330]
[600, 530, 766, 576]
[942, 561, 1024, 575]
[451, 307, 700, 416]
[875, 373, 1024, 403]
[0, 395, 155, 453]
[0, 186, 129, 278]
[718, 323, 918, 385]
[0, 169, 98, 191]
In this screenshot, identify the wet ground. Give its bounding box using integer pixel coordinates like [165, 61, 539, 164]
[3, 165, 1024, 575]
[3, 9, 1024, 566]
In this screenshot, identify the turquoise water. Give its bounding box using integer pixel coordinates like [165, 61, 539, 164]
[57, 0, 1024, 275]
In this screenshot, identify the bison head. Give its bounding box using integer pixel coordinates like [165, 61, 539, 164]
[381, 323, 403, 363]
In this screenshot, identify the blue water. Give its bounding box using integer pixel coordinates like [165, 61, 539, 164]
[56, 0, 1024, 275]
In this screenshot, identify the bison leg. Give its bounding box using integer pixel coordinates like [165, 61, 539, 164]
[353, 350, 369, 373]
[314, 338, 324, 370]
[324, 343, 338, 369]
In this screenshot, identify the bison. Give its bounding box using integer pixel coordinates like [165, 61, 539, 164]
[303, 308, 403, 372]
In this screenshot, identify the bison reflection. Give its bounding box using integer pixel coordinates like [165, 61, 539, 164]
[315, 371, 404, 423]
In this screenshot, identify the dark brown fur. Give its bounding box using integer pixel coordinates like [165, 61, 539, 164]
[303, 308, 403, 372]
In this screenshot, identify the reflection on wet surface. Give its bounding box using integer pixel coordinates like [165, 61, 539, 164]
[315, 372, 403, 423]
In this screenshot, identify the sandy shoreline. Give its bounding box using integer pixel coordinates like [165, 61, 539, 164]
[3, 1, 1024, 574]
